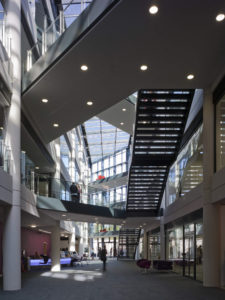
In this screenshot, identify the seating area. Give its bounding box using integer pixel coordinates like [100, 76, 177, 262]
[153, 260, 173, 270]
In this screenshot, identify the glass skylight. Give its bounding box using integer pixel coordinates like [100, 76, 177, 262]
[84, 117, 130, 163]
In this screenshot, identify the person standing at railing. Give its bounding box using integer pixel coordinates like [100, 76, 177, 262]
[70, 182, 80, 204]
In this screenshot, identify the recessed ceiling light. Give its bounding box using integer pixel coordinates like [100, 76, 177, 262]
[187, 74, 194, 80]
[87, 101, 93, 106]
[0, 127, 3, 130]
[30, 225, 37, 228]
[81, 65, 88, 71]
[140, 65, 148, 71]
[22, 150, 26, 154]
[35, 166, 39, 170]
[120, 122, 124, 125]
[41, 98, 48, 103]
[149, 5, 158, 15]
[216, 13, 225, 22]
[122, 108, 126, 112]
[53, 123, 59, 127]
[62, 214, 66, 217]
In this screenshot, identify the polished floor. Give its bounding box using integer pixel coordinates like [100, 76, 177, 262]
[0, 259, 225, 300]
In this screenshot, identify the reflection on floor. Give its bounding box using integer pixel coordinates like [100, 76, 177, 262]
[0, 260, 224, 300]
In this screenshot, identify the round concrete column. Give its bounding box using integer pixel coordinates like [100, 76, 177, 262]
[51, 223, 61, 272]
[202, 90, 220, 287]
[3, 0, 21, 291]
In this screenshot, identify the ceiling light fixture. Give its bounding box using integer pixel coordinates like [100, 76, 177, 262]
[62, 214, 66, 217]
[216, 13, 225, 22]
[53, 123, 59, 127]
[81, 65, 88, 71]
[30, 225, 37, 228]
[87, 101, 93, 106]
[122, 108, 126, 112]
[140, 65, 148, 71]
[149, 5, 158, 15]
[35, 166, 39, 170]
[187, 74, 194, 80]
[41, 98, 48, 103]
[120, 122, 124, 125]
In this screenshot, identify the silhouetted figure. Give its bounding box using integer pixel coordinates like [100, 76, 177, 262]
[70, 182, 80, 203]
[100, 245, 107, 271]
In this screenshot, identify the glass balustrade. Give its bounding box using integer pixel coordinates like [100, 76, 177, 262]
[22, 172, 126, 214]
[0, 139, 12, 174]
[23, 0, 93, 74]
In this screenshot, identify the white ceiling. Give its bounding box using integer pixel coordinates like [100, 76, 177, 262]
[22, 0, 225, 144]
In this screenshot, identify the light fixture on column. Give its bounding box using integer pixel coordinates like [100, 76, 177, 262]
[149, 1, 159, 15]
[216, 13, 225, 22]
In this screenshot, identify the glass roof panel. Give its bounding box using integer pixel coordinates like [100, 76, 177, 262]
[84, 116, 130, 163]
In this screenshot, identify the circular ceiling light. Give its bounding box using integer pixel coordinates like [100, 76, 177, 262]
[120, 122, 124, 125]
[187, 74, 194, 80]
[35, 166, 39, 170]
[62, 214, 66, 217]
[30, 225, 37, 228]
[41, 98, 48, 103]
[140, 65, 148, 71]
[216, 13, 225, 22]
[87, 101, 93, 106]
[81, 65, 88, 71]
[149, 5, 158, 15]
[122, 108, 126, 112]
[53, 123, 59, 127]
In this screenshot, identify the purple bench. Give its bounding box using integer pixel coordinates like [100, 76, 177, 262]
[153, 260, 173, 270]
[137, 259, 151, 269]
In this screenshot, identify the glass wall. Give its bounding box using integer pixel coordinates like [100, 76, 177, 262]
[166, 217, 203, 281]
[91, 148, 128, 181]
[216, 94, 225, 171]
[149, 231, 160, 260]
[166, 125, 203, 206]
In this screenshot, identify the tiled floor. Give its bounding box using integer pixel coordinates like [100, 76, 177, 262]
[0, 259, 225, 300]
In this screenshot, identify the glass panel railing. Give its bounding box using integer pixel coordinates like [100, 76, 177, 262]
[23, 0, 94, 75]
[23, 173, 126, 214]
[0, 140, 12, 174]
[0, 18, 13, 79]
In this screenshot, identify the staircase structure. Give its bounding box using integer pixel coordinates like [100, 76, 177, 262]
[126, 89, 194, 215]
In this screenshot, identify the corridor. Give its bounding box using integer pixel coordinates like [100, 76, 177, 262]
[1, 260, 225, 300]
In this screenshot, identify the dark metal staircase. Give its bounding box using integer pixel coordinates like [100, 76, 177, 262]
[127, 89, 194, 215]
[118, 229, 141, 260]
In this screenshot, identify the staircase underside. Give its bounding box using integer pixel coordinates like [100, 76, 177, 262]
[127, 89, 194, 214]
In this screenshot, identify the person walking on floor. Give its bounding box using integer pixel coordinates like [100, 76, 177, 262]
[101, 245, 107, 271]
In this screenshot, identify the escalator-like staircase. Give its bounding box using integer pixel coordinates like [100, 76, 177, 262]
[118, 228, 141, 259]
[127, 89, 194, 215]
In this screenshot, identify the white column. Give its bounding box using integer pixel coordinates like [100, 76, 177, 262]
[202, 90, 220, 287]
[51, 222, 61, 272]
[160, 220, 165, 260]
[52, 138, 61, 198]
[3, 0, 21, 291]
[69, 226, 76, 252]
[220, 206, 225, 287]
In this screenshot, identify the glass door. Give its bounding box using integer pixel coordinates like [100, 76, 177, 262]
[184, 224, 195, 278]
